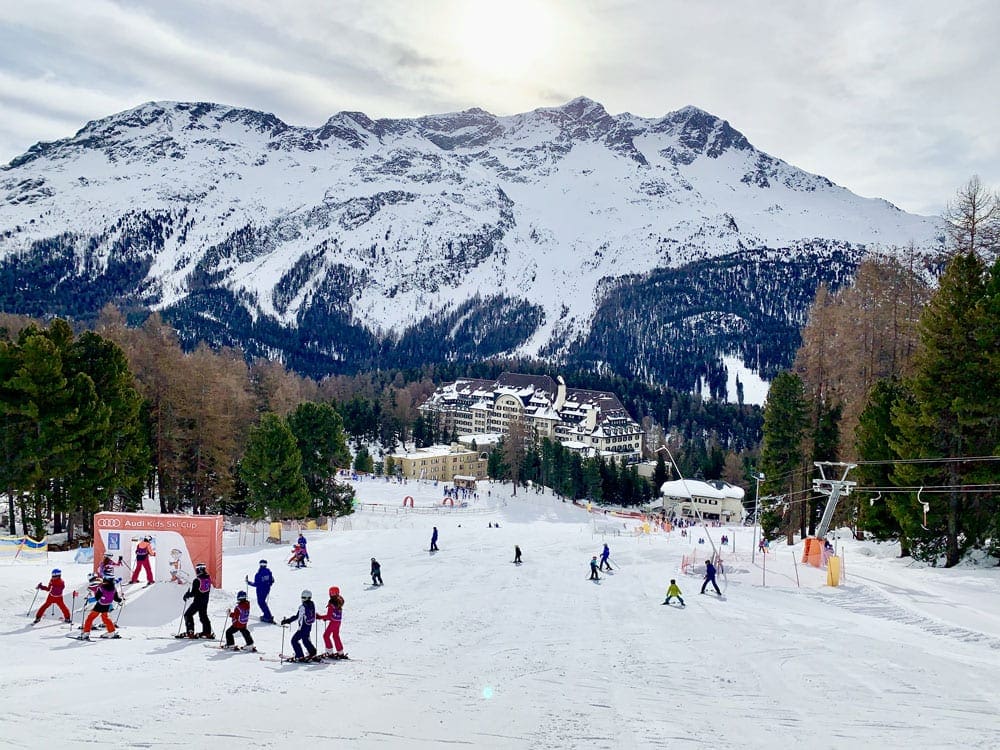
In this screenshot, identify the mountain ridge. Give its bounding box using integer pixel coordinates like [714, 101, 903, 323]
[0, 97, 942, 396]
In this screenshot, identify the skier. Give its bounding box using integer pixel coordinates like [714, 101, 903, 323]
[223, 591, 255, 650]
[589, 556, 600, 580]
[701, 559, 722, 596]
[130, 536, 155, 585]
[662, 579, 685, 607]
[430, 527, 439, 551]
[370, 558, 383, 586]
[246, 559, 275, 623]
[34, 568, 71, 623]
[100, 553, 122, 579]
[288, 544, 307, 568]
[81, 574, 122, 640]
[281, 590, 318, 662]
[514, 545, 522, 564]
[180, 562, 214, 638]
[317, 586, 347, 659]
[296, 533, 310, 562]
[599, 543, 612, 571]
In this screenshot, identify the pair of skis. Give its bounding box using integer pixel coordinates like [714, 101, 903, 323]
[259, 652, 351, 664]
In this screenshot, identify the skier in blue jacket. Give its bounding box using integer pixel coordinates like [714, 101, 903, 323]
[599, 543, 612, 571]
[701, 559, 722, 595]
[430, 527, 439, 551]
[246, 559, 275, 623]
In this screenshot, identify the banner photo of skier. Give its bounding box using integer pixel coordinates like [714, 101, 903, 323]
[92, 512, 223, 588]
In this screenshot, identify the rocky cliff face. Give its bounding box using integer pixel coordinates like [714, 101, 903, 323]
[0, 97, 942, 395]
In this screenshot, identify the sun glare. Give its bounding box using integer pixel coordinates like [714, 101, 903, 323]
[457, 0, 557, 78]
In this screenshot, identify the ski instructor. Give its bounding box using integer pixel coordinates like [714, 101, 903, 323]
[246, 559, 275, 623]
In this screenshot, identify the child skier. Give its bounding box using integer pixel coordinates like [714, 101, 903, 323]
[589, 556, 600, 580]
[223, 591, 255, 650]
[281, 590, 318, 662]
[130, 536, 155, 585]
[296, 533, 310, 562]
[81, 574, 122, 640]
[701, 559, 722, 596]
[246, 559, 275, 622]
[316, 586, 347, 659]
[34, 568, 71, 623]
[370, 558, 383, 586]
[662, 579, 685, 607]
[288, 544, 307, 568]
[180, 562, 214, 638]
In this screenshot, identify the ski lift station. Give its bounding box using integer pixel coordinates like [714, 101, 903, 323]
[657, 479, 746, 523]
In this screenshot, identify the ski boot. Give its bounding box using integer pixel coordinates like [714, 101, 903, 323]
[100, 632, 122, 639]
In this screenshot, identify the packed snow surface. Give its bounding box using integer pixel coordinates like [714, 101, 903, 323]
[2, 479, 998, 749]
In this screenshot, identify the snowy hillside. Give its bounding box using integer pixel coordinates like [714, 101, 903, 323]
[0, 98, 942, 390]
[2, 480, 997, 749]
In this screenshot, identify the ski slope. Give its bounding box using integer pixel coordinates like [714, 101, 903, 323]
[1, 479, 998, 749]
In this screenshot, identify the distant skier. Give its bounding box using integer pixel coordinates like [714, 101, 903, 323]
[81, 574, 122, 640]
[281, 590, 318, 662]
[246, 559, 275, 623]
[296, 533, 310, 562]
[370, 558, 383, 586]
[34, 568, 71, 623]
[430, 527, 439, 551]
[662, 579, 685, 607]
[130, 536, 155, 585]
[599, 543, 612, 571]
[288, 544, 307, 568]
[701, 559, 722, 596]
[223, 591, 255, 650]
[514, 545, 522, 564]
[180, 562, 214, 638]
[317, 586, 347, 659]
[589, 556, 600, 580]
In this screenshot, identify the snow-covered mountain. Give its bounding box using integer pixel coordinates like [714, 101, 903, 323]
[0, 97, 942, 393]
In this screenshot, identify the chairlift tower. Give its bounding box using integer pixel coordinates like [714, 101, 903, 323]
[812, 462, 857, 539]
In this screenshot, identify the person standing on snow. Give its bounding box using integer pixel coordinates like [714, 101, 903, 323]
[317, 586, 347, 659]
[514, 546, 522, 564]
[223, 591, 255, 650]
[281, 590, 318, 662]
[599, 543, 612, 571]
[370, 558, 383, 586]
[34, 568, 71, 624]
[81, 574, 122, 640]
[701, 559, 722, 596]
[430, 527, 439, 551]
[296, 533, 310, 562]
[589, 556, 600, 580]
[246, 559, 275, 623]
[181, 562, 214, 638]
[662, 579, 685, 607]
[130, 536, 155, 585]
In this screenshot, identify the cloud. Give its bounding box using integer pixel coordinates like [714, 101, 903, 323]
[0, 0, 997, 213]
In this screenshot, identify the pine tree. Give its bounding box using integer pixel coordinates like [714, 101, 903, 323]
[759, 371, 808, 543]
[240, 413, 310, 521]
[287, 401, 353, 516]
[892, 252, 999, 565]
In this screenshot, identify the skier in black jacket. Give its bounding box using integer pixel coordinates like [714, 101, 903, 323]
[370, 558, 383, 586]
[180, 562, 214, 638]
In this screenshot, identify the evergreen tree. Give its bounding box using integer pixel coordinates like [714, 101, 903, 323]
[287, 401, 353, 515]
[353, 445, 375, 474]
[759, 371, 808, 542]
[240, 413, 310, 520]
[891, 252, 999, 565]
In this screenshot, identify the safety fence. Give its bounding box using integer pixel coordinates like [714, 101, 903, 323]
[356, 502, 501, 516]
[0, 535, 48, 563]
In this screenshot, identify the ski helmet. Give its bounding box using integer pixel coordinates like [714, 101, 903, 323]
[51, 568, 62, 576]
[237, 591, 248, 600]
[195, 562, 207, 572]
[143, 535, 152, 542]
[259, 559, 267, 566]
[103, 553, 113, 560]
[328, 586, 340, 597]
[88, 573, 100, 583]
[301, 590, 312, 600]
[103, 573, 115, 582]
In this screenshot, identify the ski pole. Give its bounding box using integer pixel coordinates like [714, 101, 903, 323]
[114, 594, 127, 626]
[176, 602, 188, 636]
[26, 586, 41, 617]
[70, 591, 78, 628]
[217, 611, 230, 646]
[281, 624, 288, 662]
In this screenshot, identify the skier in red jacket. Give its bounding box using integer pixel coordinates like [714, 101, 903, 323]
[317, 586, 347, 659]
[34, 569, 71, 623]
[223, 591, 255, 650]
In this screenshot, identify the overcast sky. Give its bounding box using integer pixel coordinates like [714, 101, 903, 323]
[1, 0, 997, 215]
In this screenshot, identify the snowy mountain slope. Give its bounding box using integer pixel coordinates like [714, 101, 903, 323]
[2, 480, 997, 749]
[0, 98, 942, 389]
